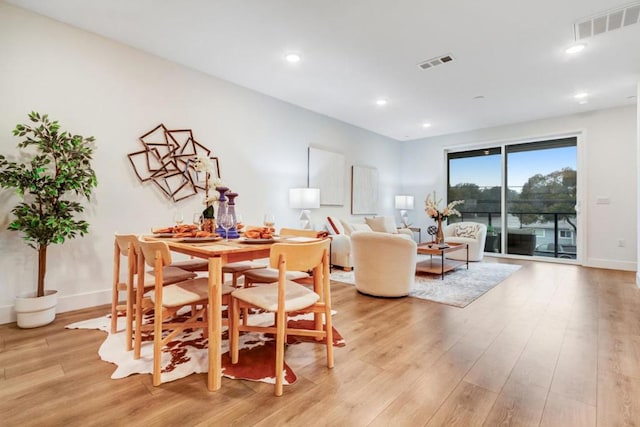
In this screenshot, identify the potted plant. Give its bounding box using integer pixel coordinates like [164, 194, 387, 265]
[0, 112, 97, 328]
[484, 225, 500, 252]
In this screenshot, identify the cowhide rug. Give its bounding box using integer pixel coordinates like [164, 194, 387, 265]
[66, 310, 344, 386]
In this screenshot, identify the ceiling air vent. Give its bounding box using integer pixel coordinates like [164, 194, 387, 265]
[574, 2, 640, 40]
[417, 53, 454, 70]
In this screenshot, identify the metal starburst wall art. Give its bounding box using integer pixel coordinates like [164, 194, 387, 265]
[127, 124, 221, 202]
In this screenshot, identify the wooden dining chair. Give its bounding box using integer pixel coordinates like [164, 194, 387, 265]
[112, 234, 197, 350]
[279, 228, 319, 238]
[167, 253, 210, 272]
[229, 239, 334, 396]
[218, 223, 288, 288]
[241, 228, 322, 287]
[136, 240, 235, 386]
[222, 261, 267, 287]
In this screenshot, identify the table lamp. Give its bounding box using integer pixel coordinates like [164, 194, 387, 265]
[394, 195, 414, 227]
[289, 188, 320, 229]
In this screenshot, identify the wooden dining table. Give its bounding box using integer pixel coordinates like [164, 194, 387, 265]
[145, 236, 273, 391]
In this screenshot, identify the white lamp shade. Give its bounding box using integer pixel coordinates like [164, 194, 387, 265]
[395, 195, 414, 210]
[289, 188, 320, 209]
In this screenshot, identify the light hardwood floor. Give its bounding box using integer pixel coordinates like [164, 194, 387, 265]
[1, 259, 639, 426]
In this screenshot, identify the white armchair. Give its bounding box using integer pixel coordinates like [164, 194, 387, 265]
[351, 231, 417, 297]
[444, 222, 487, 261]
[326, 216, 413, 271]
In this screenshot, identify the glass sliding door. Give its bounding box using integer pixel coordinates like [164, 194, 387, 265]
[447, 137, 577, 260]
[447, 148, 502, 253]
[505, 138, 577, 258]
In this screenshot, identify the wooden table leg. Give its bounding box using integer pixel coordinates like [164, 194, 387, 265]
[207, 257, 222, 391]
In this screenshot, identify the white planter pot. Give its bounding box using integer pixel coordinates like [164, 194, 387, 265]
[15, 290, 58, 328]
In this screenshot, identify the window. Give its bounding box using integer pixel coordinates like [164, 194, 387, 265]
[559, 230, 572, 238]
[447, 137, 577, 260]
[447, 147, 502, 230]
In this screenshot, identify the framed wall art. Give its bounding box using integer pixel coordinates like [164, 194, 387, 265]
[351, 165, 378, 214]
[308, 146, 345, 206]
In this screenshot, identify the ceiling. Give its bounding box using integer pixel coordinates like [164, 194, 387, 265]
[6, 0, 640, 141]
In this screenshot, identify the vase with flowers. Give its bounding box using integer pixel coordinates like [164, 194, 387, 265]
[424, 191, 464, 244]
[193, 155, 224, 233]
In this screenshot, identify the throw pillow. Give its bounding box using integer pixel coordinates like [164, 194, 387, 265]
[350, 223, 373, 232]
[364, 216, 398, 234]
[455, 223, 479, 238]
[326, 216, 344, 235]
[340, 221, 372, 236]
[340, 219, 355, 236]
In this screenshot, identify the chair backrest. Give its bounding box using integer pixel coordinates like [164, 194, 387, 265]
[115, 234, 140, 256]
[138, 240, 173, 268]
[269, 239, 330, 272]
[114, 234, 141, 275]
[279, 228, 319, 238]
[351, 231, 417, 297]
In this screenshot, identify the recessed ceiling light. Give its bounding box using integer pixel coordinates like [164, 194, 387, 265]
[578, 100, 588, 105]
[375, 98, 388, 106]
[574, 92, 588, 99]
[422, 122, 432, 128]
[565, 43, 586, 54]
[284, 52, 302, 63]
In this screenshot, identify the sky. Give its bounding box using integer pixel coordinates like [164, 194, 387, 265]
[450, 146, 577, 191]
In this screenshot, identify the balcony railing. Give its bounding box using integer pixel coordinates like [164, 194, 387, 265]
[450, 211, 577, 259]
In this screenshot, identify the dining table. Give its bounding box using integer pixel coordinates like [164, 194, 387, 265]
[144, 234, 322, 391]
[144, 236, 274, 391]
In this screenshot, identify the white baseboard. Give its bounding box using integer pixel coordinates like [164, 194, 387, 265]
[585, 257, 637, 271]
[0, 289, 111, 325]
[0, 304, 15, 325]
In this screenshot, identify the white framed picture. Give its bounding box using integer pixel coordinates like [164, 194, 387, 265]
[308, 146, 345, 206]
[351, 165, 378, 214]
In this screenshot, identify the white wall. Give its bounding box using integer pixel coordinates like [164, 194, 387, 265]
[1, 3, 637, 324]
[400, 105, 638, 271]
[637, 81, 640, 287]
[0, 4, 402, 323]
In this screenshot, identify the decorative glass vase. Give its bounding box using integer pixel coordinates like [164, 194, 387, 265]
[202, 204, 215, 233]
[225, 191, 240, 239]
[215, 187, 229, 237]
[436, 216, 444, 244]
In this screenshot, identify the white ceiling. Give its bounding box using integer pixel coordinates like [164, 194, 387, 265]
[6, 0, 640, 141]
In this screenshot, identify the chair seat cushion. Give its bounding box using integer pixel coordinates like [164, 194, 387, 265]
[445, 236, 475, 244]
[170, 258, 209, 272]
[152, 277, 234, 308]
[243, 268, 309, 283]
[232, 281, 320, 312]
[140, 266, 197, 288]
[222, 261, 267, 273]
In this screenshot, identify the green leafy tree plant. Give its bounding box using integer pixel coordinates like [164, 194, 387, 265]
[0, 112, 97, 298]
[511, 167, 577, 231]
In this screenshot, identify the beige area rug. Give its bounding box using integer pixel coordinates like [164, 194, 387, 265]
[66, 311, 344, 386]
[331, 258, 521, 308]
